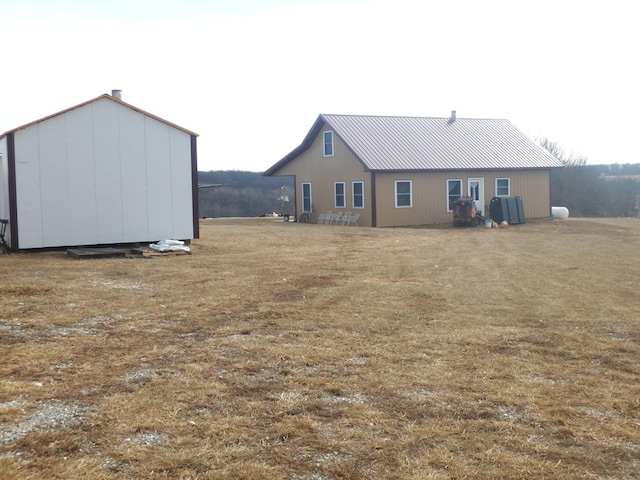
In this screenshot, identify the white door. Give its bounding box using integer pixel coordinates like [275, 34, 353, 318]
[468, 178, 485, 216]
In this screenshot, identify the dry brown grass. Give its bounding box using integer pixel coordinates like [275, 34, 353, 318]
[1, 217, 639, 479]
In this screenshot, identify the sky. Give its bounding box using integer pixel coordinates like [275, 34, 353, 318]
[3, 0, 639, 172]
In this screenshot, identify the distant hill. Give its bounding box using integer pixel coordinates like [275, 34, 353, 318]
[197, 171, 294, 218]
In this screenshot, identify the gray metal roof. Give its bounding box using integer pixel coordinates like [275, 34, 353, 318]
[264, 114, 563, 175]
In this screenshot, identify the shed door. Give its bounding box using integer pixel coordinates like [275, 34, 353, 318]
[468, 178, 485, 216]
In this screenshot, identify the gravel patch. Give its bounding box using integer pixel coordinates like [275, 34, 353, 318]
[124, 431, 167, 447]
[0, 401, 90, 445]
[326, 393, 367, 405]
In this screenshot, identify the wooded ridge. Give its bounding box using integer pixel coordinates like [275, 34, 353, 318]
[197, 171, 294, 218]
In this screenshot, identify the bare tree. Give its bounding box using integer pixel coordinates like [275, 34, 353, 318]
[538, 137, 587, 166]
[542, 138, 640, 216]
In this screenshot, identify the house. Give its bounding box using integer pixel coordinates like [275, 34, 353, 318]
[263, 112, 564, 227]
[0, 91, 199, 249]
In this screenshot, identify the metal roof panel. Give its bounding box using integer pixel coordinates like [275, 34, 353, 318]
[320, 114, 563, 171]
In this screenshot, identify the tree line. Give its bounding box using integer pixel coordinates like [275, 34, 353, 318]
[197, 171, 294, 218]
[542, 138, 640, 217]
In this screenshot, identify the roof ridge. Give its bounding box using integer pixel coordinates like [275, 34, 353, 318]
[1, 93, 198, 138]
[321, 113, 509, 121]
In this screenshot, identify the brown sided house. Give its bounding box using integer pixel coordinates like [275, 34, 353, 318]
[263, 112, 564, 227]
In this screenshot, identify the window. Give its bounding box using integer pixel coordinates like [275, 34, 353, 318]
[323, 131, 334, 157]
[302, 183, 312, 213]
[334, 182, 345, 208]
[395, 180, 412, 208]
[447, 179, 462, 211]
[352, 181, 364, 209]
[496, 178, 510, 197]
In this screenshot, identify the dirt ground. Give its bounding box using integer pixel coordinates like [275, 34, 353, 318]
[1, 217, 639, 479]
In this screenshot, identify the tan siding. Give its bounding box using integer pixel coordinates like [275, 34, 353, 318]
[274, 130, 373, 226]
[508, 170, 551, 218]
[374, 170, 552, 227]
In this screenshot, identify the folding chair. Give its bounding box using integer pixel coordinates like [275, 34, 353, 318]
[341, 212, 352, 225]
[318, 211, 332, 225]
[330, 212, 343, 225]
[0, 219, 9, 254]
[347, 213, 360, 226]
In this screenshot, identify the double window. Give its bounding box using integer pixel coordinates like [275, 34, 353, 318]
[447, 179, 462, 211]
[323, 131, 334, 157]
[395, 180, 412, 208]
[495, 178, 510, 196]
[335, 181, 364, 208]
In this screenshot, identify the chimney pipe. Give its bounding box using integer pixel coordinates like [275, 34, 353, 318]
[448, 110, 456, 124]
[111, 89, 122, 100]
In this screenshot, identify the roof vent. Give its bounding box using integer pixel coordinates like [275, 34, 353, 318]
[111, 89, 122, 100]
[448, 110, 457, 124]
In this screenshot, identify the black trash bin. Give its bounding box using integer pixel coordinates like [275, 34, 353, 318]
[489, 196, 525, 224]
[489, 197, 507, 223]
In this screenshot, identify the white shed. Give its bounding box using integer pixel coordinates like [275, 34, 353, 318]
[0, 92, 199, 250]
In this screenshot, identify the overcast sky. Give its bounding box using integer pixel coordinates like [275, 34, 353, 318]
[3, 0, 638, 171]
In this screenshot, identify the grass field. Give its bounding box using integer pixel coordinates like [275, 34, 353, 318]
[1, 217, 639, 479]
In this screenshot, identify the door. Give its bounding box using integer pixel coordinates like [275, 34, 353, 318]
[468, 178, 484, 216]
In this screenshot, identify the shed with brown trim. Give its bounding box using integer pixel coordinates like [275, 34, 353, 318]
[0, 92, 199, 249]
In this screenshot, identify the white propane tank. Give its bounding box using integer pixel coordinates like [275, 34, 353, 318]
[551, 206, 569, 219]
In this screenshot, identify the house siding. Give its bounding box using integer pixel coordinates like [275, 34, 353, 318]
[273, 130, 373, 226]
[374, 169, 551, 227]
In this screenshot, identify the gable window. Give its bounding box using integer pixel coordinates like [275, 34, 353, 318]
[447, 179, 462, 211]
[352, 181, 364, 209]
[302, 182, 312, 213]
[334, 182, 346, 208]
[395, 180, 412, 208]
[323, 131, 334, 157]
[496, 178, 510, 197]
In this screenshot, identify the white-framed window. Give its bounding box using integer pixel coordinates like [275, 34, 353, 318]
[395, 180, 412, 208]
[323, 131, 334, 157]
[447, 179, 462, 211]
[495, 178, 510, 197]
[352, 181, 364, 209]
[302, 182, 312, 213]
[334, 182, 346, 208]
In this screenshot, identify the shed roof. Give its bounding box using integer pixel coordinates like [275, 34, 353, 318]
[1, 93, 198, 138]
[264, 113, 563, 175]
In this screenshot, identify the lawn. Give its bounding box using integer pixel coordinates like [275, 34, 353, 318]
[1, 217, 639, 479]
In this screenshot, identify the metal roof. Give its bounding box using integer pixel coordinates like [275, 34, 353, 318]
[264, 114, 563, 175]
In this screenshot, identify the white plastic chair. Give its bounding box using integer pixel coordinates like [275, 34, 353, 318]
[330, 212, 343, 225]
[341, 212, 352, 225]
[347, 213, 360, 226]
